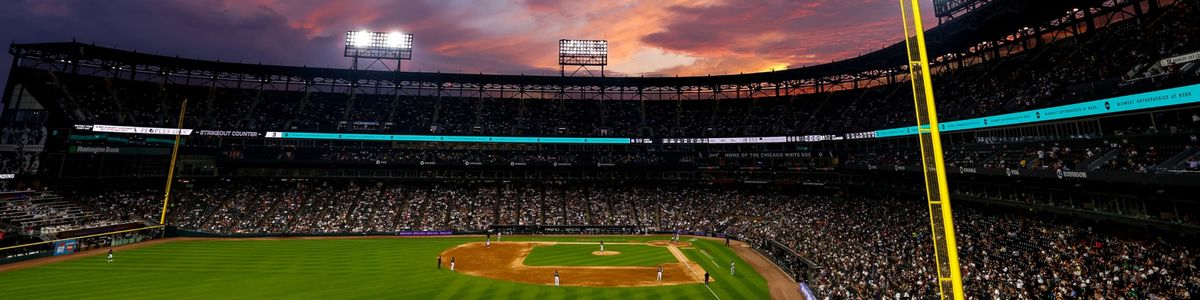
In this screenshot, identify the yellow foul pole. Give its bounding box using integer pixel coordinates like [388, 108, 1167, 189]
[898, 1, 964, 299]
[159, 99, 187, 225]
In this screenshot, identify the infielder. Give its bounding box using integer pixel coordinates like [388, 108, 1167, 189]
[107, 249, 113, 263]
[437, 256, 442, 269]
[656, 265, 663, 282]
[730, 260, 735, 275]
[554, 270, 560, 287]
[450, 257, 456, 271]
[486, 237, 491, 248]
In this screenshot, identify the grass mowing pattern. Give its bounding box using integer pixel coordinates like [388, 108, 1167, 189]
[0, 236, 770, 300]
[523, 244, 676, 267]
[681, 238, 771, 300]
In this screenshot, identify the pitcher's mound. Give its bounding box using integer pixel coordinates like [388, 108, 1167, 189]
[591, 251, 621, 256]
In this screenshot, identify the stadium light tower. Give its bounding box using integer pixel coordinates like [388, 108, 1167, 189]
[559, 39, 607, 77]
[344, 30, 414, 71]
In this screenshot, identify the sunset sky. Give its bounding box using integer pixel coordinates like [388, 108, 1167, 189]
[0, 0, 937, 83]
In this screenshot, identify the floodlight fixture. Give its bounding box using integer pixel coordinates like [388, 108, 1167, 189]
[344, 30, 414, 71]
[559, 39, 608, 77]
[559, 39, 608, 65]
[348, 30, 370, 48]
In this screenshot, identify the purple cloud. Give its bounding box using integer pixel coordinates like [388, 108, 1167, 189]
[0, 0, 938, 84]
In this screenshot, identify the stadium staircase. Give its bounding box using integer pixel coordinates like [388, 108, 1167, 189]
[1083, 148, 1120, 170]
[258, 192, 291, 230]
[42, 71, 91, 122]
[1161, 147, 1199, 169]
[197, 194, 234, 230]
[1156, 148, 1195, 170]
[101, 78, 132, 124]
[239, 88, 266, 129]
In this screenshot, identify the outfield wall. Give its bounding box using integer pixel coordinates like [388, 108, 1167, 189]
[172, 227, 741, 239]
[172, 228, 457, 238]
[1, 227, 161, 265]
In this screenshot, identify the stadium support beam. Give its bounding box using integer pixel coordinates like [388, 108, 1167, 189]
[899, 0, 965, 299]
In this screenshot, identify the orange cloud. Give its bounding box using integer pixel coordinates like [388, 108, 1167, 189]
[4, 0, 937, 76]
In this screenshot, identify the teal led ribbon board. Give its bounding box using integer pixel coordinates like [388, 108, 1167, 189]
[876, 83, 1200, 137]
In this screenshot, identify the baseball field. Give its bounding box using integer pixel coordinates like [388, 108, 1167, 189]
[0, 235, 776, 299]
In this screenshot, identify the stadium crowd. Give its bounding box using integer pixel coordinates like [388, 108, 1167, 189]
[37, 182, 1195, 298]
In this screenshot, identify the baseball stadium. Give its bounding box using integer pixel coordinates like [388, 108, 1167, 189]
[1, 0, 1199, 299]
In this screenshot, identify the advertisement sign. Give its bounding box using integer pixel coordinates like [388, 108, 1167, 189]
[53, 239, 78, 256]
[662, 138, 708, 144]
[1161, 51, 1200, 66]
[709, 136, 790, 144]
[91, 125, 193, 136]
[69, 146, 171, 156]
[195, 130, 261, 137]
[396, 230, 453, 236]
[844, 131, 876, 140]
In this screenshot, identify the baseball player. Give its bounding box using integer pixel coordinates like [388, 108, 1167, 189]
[656, 265, 663, 282]
[450, 257, 456, 271]
[730, 260, 735, 275]
[599, 240, 604, 253]
[437, 256, 442, 269]
[554, 270, 560, 287]
[497, 231, 501, 241]
[704, 272, 710, 286]
[486, 237, 491, 248]
[107, 248, 113, 263]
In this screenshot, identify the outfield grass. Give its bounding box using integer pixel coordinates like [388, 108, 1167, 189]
[522, 244, 676, 267]
[0, 236, 770, 300]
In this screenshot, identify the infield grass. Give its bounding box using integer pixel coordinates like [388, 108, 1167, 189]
[0, 235, 771, 300]
[523, 244, 676, 267]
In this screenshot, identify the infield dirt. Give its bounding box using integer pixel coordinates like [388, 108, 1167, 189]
[441, 241, 712, 287]
[591, 250, 621, 256]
